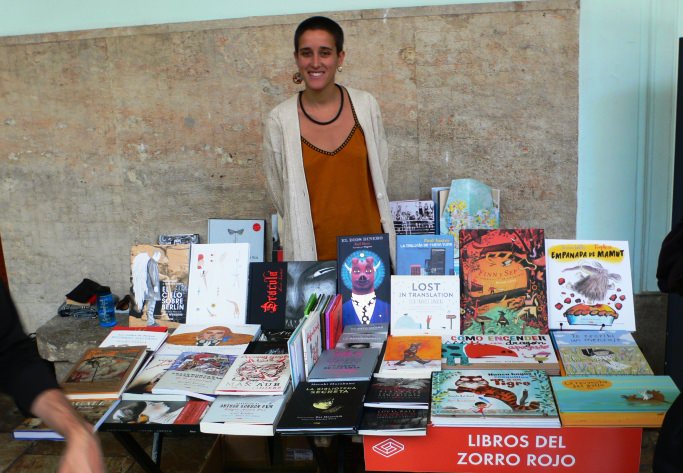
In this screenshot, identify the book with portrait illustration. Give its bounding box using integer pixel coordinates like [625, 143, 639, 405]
[101, 398, 210, 433]
[208, 218, 266, 263]
[214, 354, 291, 395]
[545, 239, 636, 331]
[459, 228, 548, 335]
[337, 234, 391, 327]
[152, 351, 237, 401]
[155, 323, 261, 357]
[61, 346, 148, 400]
[128, 244, 190, 328]
[122, 354, 186, 401]
[275, 380, 370, 434]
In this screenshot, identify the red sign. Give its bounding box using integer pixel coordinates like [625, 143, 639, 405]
[364, 426, 641, 472]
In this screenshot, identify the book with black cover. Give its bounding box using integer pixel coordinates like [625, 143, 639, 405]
[364, 376, 430, 408]
[244, 340, 289, 355]
[276, 380, 370, 434]
[358, 407, 428, 436]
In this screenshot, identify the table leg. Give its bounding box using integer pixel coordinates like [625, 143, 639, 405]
[111, 431, 164, 473]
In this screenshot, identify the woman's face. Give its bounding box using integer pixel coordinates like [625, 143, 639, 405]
[294, 29, 345, 92]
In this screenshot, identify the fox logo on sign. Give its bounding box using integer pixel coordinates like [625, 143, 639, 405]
[372, 439, 405, 458]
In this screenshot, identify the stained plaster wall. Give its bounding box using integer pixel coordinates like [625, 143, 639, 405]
[0, 0, 578, 331]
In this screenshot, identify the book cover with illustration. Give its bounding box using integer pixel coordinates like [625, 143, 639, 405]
[129, 244, 190, 328]
[430, 369, 559, 427]
[247, 261, 337, 331]
[550, 375, 679, 427]
[551, 330, 653, 375]
[459, 228, 548, 335]
[390, 275, 460, 340]
[200, 393, 290, 436]
[364, 377, 431, 408]
[215, 354, 291, 395]
[546, 240, 636, 331]
[208, 218, 266, 263]
[122, 354, 186, 402]
[337, 234, 391, 327]
[390, 199, 435, 235]
[441, 334, 559, 374]
[378, 335, 442, 378]
[156, 323, 260, 357]
[152, 351, 237, 401]
[396, 234, 455, 276]
[102, 399, 210, 433]
[186, 243, 250, 325]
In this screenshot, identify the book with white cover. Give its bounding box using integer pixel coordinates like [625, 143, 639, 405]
[186, 243, 250, 325]
[99, 329, 168, 352]
[390, 275, 460, 340]
[301, 308, 324, 380]
[546, 240, 635, 331]
[215, 354, 291, 395]
[122, 354, 186, 401]
[152, 352, 237, 401]
[156, 323, 260, 357]
[200, 393, 290, 436]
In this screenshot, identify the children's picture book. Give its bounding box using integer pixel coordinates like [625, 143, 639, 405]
[390, 275, 460, 340]
[214, 354, 291, 395]
[208, 218, 266, 263]
[430, 369, 560, 427]
[358, 407, 429, 436]
[99, 327, 168, 352]
[337, 234, 391, 327]
[459, 228, 548, 335]
[441, 334, 560, 375]
[396, 234, 455, 276]
[307, 348, 380, 382]
[200, 393, 291, 436]
[156, 323, 260, 357]
[152, 351, 237, 401]
[364, 376, 431, 409]
[546, 240, 636, 331]
[390, 199, 435, 235]
[13, 399, 120, 441]
[246, 261, 337, 330]
[122, 354, 186, 401]
[61, 346, 148, 400]
[377, 335, 442, 378]
[101, 399, 210, 433]
[551, 331, 653, 375]
[276, 380, 370, 434]
[186, 243, 250, 325]
[550, 375, 680, 427]
[129, 244, 190, 328]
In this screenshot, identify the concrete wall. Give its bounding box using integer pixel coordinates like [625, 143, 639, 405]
[0, 1, 578, 331]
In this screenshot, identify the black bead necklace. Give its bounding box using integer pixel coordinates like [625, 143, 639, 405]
[299, 84, 344, 126]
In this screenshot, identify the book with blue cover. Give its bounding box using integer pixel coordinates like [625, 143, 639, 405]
[396, 234, 455, 276]
[207, 218, 266, 263]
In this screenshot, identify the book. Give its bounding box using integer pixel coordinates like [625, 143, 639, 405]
[287, 316, 306, 389]
[122, 354, 186, 401]
[396, 234, 455, 276]
[13, 399, 120, 441]
[377, 335, 442, 378]
[335, 331, 387, 350]
[200, 392, 290, 436]
[431, 185, 450, 234]
[459, 228, 548, 335]
[301, 306, 324, 379]
[324, 294, 343, 350]
[441, 334, 560, 375]
[390, 199, 435, 235]
[390, 275, 460, 340]
[430, 369, 560, 427]
[363, 376, 431, 409]
[99, 327, 168, 352]
[337, 234, 391, 327]
[246, 260, 337, 330]
[550, 375, 680, 427]
[214, 354, 291, 395]
[551, 330, 653, 375]
[158, 233, 200, 245]
[358, 407, 428, 436]
[207, 218, 266, 263]
[152, 352, 237, 401]
[129, 244, 190, 328]
[186, 243, 250, 325]
[156, 323, 260, 357]
[546, 239, 636, 331]
[61, 346, 147, 400]
[101, 399, 210, 433]
[275, 380, 370, 434]
[342, 323, 389, 336]
[307, 348, 380, 382]
[244, 340, 289, 355]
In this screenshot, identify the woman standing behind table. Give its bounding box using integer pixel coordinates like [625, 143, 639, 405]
[263, 16, 396, 263]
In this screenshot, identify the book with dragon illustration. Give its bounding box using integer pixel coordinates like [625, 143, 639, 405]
[546, 240, 636, 331]
[129, 244, 190, 328]
[430, 369, 560, 427]
[551, 330, 653, 375]
[550, 375, 679, 427]
[207, 218, 266, 263]
[459, 228, 548, 335]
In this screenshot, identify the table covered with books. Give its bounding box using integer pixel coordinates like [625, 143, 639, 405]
[24, 182, 680, 473]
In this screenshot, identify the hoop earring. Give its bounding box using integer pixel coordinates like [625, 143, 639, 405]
[292, 72, 303, 85]
[337, 66, 343, 73]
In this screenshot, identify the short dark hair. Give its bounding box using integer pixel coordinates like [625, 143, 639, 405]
[294, 16, 344, 54]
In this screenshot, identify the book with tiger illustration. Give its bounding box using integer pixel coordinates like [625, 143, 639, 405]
[430, 369, 560, 427]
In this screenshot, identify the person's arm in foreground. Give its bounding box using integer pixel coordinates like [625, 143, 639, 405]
[31, 388, 105, 473]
